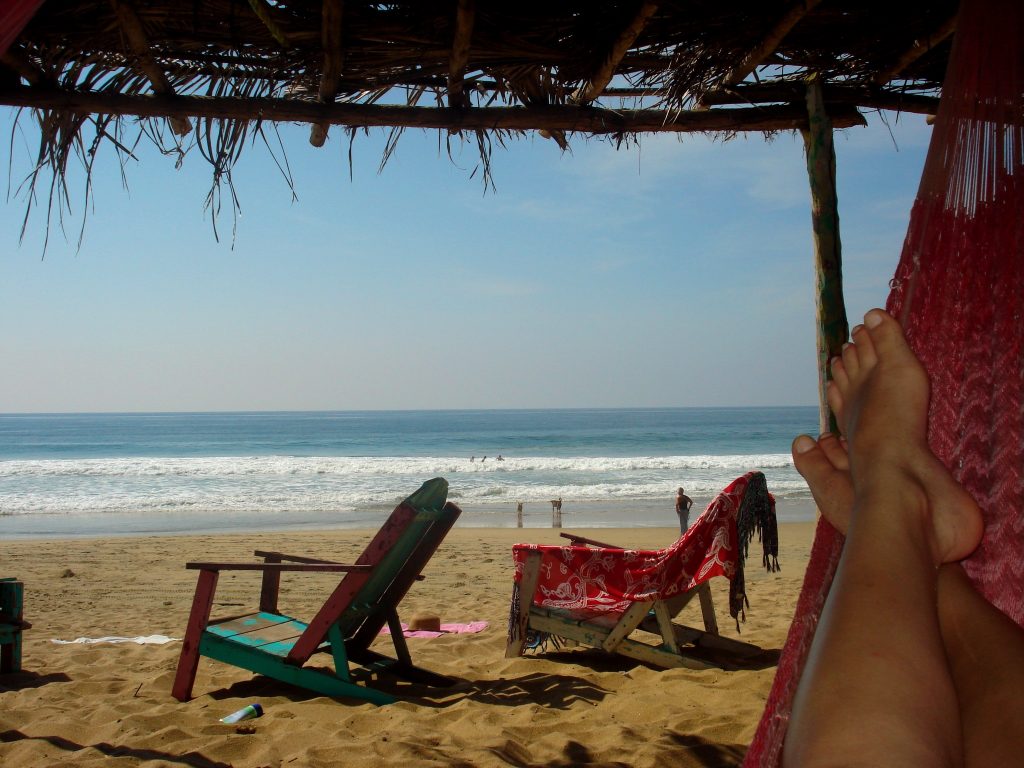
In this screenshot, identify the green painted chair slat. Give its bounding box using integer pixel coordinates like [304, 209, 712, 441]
[207, 613, 307, 646]
[198, 633, 394, 704]
[211, 612, 296, 634]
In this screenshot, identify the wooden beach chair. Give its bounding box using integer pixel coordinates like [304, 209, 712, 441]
[172, 478, 462, 705]
[1, 577, 31, 674]
[506, 472, 778, 670]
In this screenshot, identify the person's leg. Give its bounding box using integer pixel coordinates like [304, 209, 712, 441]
[795, 434, 1024, 767]
[793, 435, 1024, 767]
[783, 310, 983, 768]
[937, 564, 1024, 766]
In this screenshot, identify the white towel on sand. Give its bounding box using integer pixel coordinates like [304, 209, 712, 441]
[51, 635, 179, 645]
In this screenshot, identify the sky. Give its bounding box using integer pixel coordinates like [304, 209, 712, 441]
[0, 107, 933, 413]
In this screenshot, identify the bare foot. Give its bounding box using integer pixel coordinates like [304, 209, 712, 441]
[792, 433, 852, 534]
[826, 309, 982, 564]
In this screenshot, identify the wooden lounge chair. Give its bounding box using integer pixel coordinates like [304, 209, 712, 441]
[1, 577, 31, 674]
[172, 477, 462, 705]
[506, 472, 778, 670]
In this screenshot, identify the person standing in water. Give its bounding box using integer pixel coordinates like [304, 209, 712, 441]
[675, 487, 693, 533]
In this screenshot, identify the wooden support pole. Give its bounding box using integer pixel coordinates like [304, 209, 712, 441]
[447, 0, 475, 109]
[802, 76, 849, 435]
[109, 0, 191, 135]
[0, 87, 868, 134]
[573, 0, 659, 105]
[310, 0, 344, 147]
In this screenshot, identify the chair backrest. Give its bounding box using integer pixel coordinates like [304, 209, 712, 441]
[513, 472, 775, 620]
[287, 478, 461, 662]
[343, 498, 461, 648]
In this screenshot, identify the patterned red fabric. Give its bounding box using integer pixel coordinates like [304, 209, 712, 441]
[0, 0, 45, 57]
[513, 471, 773, 621]
[745, 1, 1024, 764]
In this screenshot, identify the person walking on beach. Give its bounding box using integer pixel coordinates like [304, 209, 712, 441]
[675, 487, 693, 533]
[782, 309, 1024, 767]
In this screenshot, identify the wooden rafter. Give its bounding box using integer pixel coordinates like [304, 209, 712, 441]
[702, 82, 941, 116]
[573, 1, 659, 105]
[247, 0, 290, 48]
[0, 47, 47, 87]
[310, 0, 344, 147]
[871, 14, 957, 86]
[447, 0, 475, 109]
[699, 0, 821, 106]
[109, 0, 191, 135]
[0, 87, 868, 133]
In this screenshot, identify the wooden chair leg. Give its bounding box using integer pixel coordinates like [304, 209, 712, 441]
[259, 553, 282, 613]
[697, 582, 719, 635]
[385, 608, 412, 665]
[652, 600, 680, 654]
[173, 569, 219, 701]
[505, 550, 543, 658]
[602, 601, 651, 652]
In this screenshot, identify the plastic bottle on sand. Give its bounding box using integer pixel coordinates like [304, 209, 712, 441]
[220, 703, 263, 723]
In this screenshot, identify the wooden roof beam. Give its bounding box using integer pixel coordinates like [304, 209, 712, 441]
[871, 13, 957, 86]
[0, 86, 868, 134]
[310, 0, 344, 147]
[702, 82, 941, 116]
[246, 0, 291, 48]
[109, 0, 191, 136]
[699, 0, 821, 107]
[572, 0, 659, 105]
[0, 47, 48, 87]
[447, 0, 475, 109]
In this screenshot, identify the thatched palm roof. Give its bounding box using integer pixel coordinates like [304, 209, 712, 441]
[0, 0, 959, 232]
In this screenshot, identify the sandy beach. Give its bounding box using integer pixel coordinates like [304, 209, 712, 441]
[1, 520, 816, 767]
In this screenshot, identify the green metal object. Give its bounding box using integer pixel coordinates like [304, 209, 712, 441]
[1, 578, 27, 674]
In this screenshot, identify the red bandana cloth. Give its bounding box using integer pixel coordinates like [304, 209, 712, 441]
[511, 471, 778, 630]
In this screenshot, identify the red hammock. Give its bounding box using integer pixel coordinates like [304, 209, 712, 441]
[0, 0, 44, 57]
[746, 0, 1024, 764]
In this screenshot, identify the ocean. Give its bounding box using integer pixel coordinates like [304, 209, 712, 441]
[0, 408, 819, 538]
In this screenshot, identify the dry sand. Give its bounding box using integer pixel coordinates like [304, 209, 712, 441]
[0, 521, 816, 767]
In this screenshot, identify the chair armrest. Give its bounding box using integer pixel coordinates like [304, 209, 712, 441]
[0, 612, 31, 629]
[185, 562, 372, 573]
[253, 550, 341, 565]
[559, 532, 624, 550]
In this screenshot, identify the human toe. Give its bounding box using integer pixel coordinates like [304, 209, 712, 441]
[826, 381, 846, 432]
[830, 355, 849, 389]
[792, 435, 852, 533]
[862, 308, 913, 361]
[792, 435, 846, 486]
[849, 323, 878, 369]
[817, 432, 850, 471]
